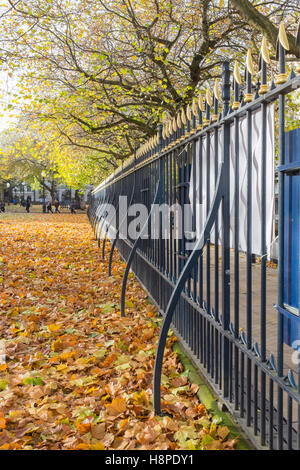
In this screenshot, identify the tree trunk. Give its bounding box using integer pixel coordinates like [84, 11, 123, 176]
[75, 190, 81, 210]
[230, 0, 299, 57]
[51, 181, 56, 204]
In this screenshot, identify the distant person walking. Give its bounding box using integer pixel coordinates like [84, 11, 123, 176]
[70, 201, 76, 214]
[26, 199, 31, 213]
[47, 202, 53, 213]
[54, 199, 60, 213]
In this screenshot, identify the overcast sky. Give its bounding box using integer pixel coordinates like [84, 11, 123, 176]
[0, 68, 19, 133]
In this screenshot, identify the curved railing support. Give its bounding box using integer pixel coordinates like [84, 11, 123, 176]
[108, 159, 136, 276]
[102, 163, 126, 259]
[120, 175, 162, 317]
[101, 193, 117, 259]
[120, 127, 163, 317]
[94, 196, 106, 240]
[153, 163, 225, 415]
[96, 197, 112, 246]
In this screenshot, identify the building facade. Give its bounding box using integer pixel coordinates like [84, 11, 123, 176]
[11, 184, 93, 207]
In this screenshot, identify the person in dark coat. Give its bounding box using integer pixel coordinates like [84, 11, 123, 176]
[54, 199, 60, 213]
[26, 199, 31, 213]
[70, 201, 76, 214]
[47, 202, 53, 213]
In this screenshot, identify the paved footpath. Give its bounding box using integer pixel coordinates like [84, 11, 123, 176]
[0, 213, 237, 450]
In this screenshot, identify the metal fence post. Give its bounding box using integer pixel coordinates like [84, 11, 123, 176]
[221, 61, 231, 399]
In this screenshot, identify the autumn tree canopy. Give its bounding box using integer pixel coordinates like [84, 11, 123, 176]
[0, 0, 299, 183]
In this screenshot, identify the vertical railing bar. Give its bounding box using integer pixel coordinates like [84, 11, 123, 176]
[261, 370, 266, 446]
[287, 395, 292, 450]
[254, 364, 258, 435]
[222, 61, 231, 398]
[199, 134, 203, 306]
[269, 378, 274, 450]
[233, 71, 240, 411]
[240, 351, 245, 419]
[206, 101, 211, 374]
[277, 39, 286, 451]
[246, 64, 253, 427]
[214, 96, 219, 322]
[192, 136, 197, 302]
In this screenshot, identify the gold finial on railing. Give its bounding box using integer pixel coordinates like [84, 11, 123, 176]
[278, 21, 290, 51]
[176, 111, 181, 129]
[259, 37, 270, 95]
[181, 107, 187, 125]
[212, 79, 220, 121]
[190, 99, 198, 133]
[206, 88, 213, 107]
[166, 120, 171, 148]
[233, 60, 242, 85]
[166, 121, 170, 139]
[276, 21, 289, 85]
[246, 48, 255, 75]
[177, 112, 183, 141]
[164, 122, 167, 138]
[213, 78, 221, 102]
[186, 103, 192, 121]
[192, 98, 198, 116]
[244, 49, 254, 103]
[198, 91, 205, 112]
[232, 61, 242, 110]
[161, 114, 167, 141]
[261, 36, 271, 65]
[172, 117, 177, 133]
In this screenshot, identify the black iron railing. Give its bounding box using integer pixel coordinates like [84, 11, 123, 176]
[88, 24, 300, 450]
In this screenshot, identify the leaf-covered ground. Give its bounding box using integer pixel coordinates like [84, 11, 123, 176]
[0, 213, 237, 450]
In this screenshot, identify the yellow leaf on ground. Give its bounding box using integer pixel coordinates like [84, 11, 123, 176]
[91, 442, 105, 450]
[105, 398, 127, 416]
[217, 426, 230, 441]
[48, 324, 61, 332]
